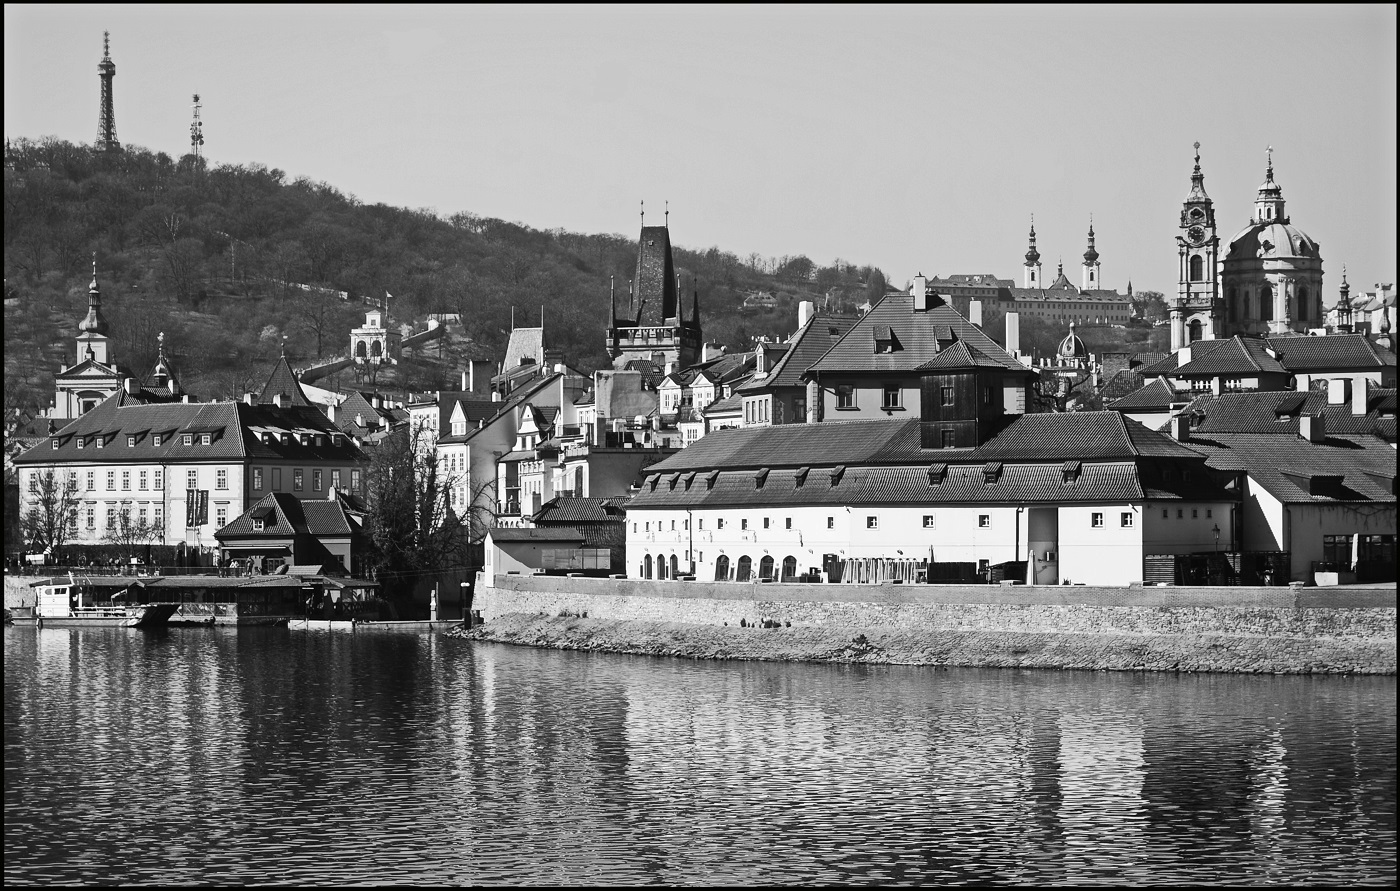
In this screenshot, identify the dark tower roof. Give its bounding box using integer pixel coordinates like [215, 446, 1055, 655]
[630, 225, 679, 326]
[1185, 141, 1209, 203]
[258, 351, 313, 407]
[79, 256, 109, 335]
[1024, 216, 1041, 266]
[1083, 219, 1099, 265]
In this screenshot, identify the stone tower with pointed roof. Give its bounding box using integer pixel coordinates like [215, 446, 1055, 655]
[1081, 218, 1101, 290]
[606, 210, 702, 370]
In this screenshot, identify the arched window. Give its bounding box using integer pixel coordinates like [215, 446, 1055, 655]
[1226, 286, 1238, 322]
[670, 555, 679, 578]
[1297, 286, 1309, 321]
[644, 555, 653, 579]
[782, 556, 798, 581]
[355, 340, 367, 359]
[1189, 319, 1203, 342]
[714, 555, 730, 581]
[370, 339, 383, 358]
[1242, 292, 1252, 320]
[1260, 284, 1274, 321]
[657, 557, 667, 580]
[1189, 255, 1203, 282]
[736, 556, 753, 582]
[759, 555, 775, 580]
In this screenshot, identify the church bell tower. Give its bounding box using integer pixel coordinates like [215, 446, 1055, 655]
[1173, 142, 1219, 350]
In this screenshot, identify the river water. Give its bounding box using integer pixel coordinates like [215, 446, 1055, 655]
[3, 626, 1395, 886]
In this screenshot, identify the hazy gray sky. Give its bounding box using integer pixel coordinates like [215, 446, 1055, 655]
[5, 4, 1396, 299]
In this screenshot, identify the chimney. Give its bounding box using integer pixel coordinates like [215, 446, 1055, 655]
[461, 370, 468, 391]
[969, 299, 983, 327]
[1170, 414, 1191, 442]
[1005, 312, 1021, 355]
[183, 394, 193, 404]
[123, 377, 137, 395]
[592, 418, 605, 446]
[491, 390, 502, 403]
[1177, 344, 1192, 366]
[243, 392, 255, 405]
[1327, 378, 1349, 405]
[326, 403, 336, 423]
[912, 274, 929, 311]
[664, 361, 676, 377]
[798, 300, 814, 329]
[372, 395, 382, 409]
[273, 393, 285, 408]
[1300, 413, 1326, 443]
[806, 379, 821, 424]
[1352, 377, 1369, 416]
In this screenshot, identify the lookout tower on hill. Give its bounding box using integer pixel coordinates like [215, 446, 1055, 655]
[97, 31, 120, 153]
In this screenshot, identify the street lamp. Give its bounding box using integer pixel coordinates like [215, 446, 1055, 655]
[1212, 523, 1221, 553]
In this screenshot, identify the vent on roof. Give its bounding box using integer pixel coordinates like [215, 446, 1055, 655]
[1279, 468, 1346, 497]
[873, 326, 901, 354]
[983, 461, 1004, 484]
[830, 465, 846, 486]
[754, 468, 770, 489]
[705, 470, 719, 490]
[1062, 460, 1082, 483]
[648, 475, 659, 492]
[684, 472, 696, 491]
[794, 466, 810, 488]
[667, 474, 679, 491]
[927, 463, 947, 485]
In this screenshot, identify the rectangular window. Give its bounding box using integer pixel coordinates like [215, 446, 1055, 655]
[1092, 512, 1104, 528]
[187, 469, 198, 490]
[139, 471, 148, 490]
[293, 469, 304, 491]
[785, 518, 792, 530]
[153, 434, 162, 447]
[827, 516, 835, 529]
[351, 469, 361, 491]
[28, 474, 37, 494]
[1162, 509, 1168, 518]
[1177, 509, 1184, 518]
[216, 468, 228, 490]
[107, 471, 115, 490]
[718, 519, 726, 529]
[699, 519, 705, 530]
[86, 506, 95, 529]
[86, 471, 95, 491]
[273, 468, 282, 489]
[183, 434, 193, 447]
[670, 520, 675, 531]
[127, 435, 136, 448]
[154, 470, 163, 491]
[983, 386, 992, 405]
[923, 515, 935, 528]
[1192, 509, 1199, 518]
[253, 519, 265, 533]
[216, 505, 227, 528]
[741, 519, 749, 530]
[940, 429, 956, 448]
[331, 469, 341, 489]
[882, 387, 900, 409]
[866, 516, 878, 529]
[77, 438, 85, 450]
[107, 506, 116, 528]
[941, 386, 955, 406]
[978, 514, 991, 528]
[201, 434, 212, 446]
[122, 471, 130, 491]
[95, 437, 104, 449]
[632, 523, 637, 533]
[836, 385, 854, 409]
[252, 468, 263, 490]
[138, 505, 147, 525]
[763, 517, 771, 529]
[154, 506, 162, 529]
[1206, 509, 1213, 518]
[313, 470, 322, 492]
[1121, 512, 1134, 528]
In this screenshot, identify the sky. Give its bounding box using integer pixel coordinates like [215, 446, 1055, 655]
[5, 4, 1396, 300]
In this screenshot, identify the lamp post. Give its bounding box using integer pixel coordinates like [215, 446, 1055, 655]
[1213, 523, 1221, 553]
[460, 580, 472, 628]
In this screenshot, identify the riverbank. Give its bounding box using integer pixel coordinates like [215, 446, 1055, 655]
[462, 574, 1396, 674]
[456, 613, 1395, 674]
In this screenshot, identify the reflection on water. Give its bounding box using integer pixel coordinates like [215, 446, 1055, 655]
[4, 626, 1395, 885]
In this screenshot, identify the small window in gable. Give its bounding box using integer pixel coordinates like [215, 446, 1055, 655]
[153, 434, 163, 447]
[127, 435, 137, 448]
[252, 519, 265, 532]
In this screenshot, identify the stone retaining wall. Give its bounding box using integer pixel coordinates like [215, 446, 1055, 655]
[469, 574, 1397, 674]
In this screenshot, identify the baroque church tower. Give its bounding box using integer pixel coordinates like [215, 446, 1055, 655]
[1081, 218, 1101, 290]
[50, 256, 125, 421]
[1172, 142, 1220, 350]
[1023, 217, 1042, 288]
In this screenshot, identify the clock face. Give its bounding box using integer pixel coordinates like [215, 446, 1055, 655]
[1187, 226, 1206, 245]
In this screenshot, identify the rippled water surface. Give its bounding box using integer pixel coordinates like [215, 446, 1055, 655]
[4, 626, 1395, 885]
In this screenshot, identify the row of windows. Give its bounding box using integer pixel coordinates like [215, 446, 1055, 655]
[77, 503, 166, 532]
[250, 467, 358, 492]
[1164, 508, 1213, 519]
[54, 431, 219, 451]
[636, 514, 1001, 532]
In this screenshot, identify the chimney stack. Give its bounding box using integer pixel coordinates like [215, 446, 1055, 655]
[461, 370, 468, 391]
[1005, 312, 1021, 356]
[969, 299, 983, 327]
[798, 300, 814, 329]
[1352, 377, 1370, 416]
[1170, 414, 1191, 442]
[1327, 378, 1349, 405]
[243, 392, 255, 405]
[912, 274, 929, 312]
[273, 393, 285, 408]
[1300, 413, 1326, 443]
[123, 377, 137, 395]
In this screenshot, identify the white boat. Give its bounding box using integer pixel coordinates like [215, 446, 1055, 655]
[32, 578, 178, 628]
[286, 618, 357, 632]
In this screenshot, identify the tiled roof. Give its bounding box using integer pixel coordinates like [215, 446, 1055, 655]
[437, 375, 560, 445]
[966, 411, 1203, 461]
[1183, 389, 1397, 440]
[628, 461, 1223, 510]
[647, 418, 927, 472]
[702, 393, 743, 416]
[1153, 337, 1287, 377]
[216, 492, 357, 538]
[915, 340, 1015, 371]
[807, 292, 1027, 375]
[1188, 433, 1395, 504]
[258, 355, 314, 407]
[501, 326, 544, 371]
[1107, 378, 1181, 410]
[630, 226, 679, 326]
[531, 496, 628, 524]
[15, 392, 363, 466]
[737, 315, 859, 393]
[1266, 333, 1396, 370]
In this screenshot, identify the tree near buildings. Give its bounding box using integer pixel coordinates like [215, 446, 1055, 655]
[20, 468, 81, 558]
[102, 502, 163, 559]
[1132, 290, 1170, 324]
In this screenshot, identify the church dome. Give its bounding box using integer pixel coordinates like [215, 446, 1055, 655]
[1224, 220, 1320, 263]
[1056, 322, 1088, 361]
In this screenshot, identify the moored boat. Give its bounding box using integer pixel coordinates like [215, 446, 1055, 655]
[30, 577, 179, 628]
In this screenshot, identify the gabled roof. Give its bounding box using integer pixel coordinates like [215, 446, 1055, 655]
[915, 340, 1017, 372]
[1139, 336, 1288, 377]
[501, 326, 545, 371]
[1182, 389, 1397, 440]
[1107, 377, 1181, 411]
[216, 492, 359, 539]
[738, 315, 859, 394]
[1265, 333, 1396, 370]
[437, 373, 563, 446]
[531, 496, 628, 524]
[488, 526, 587, 543]
[807, 292, 1026, 375]
[1188, 433, 1395, 504]
[257, 354, 313, 407]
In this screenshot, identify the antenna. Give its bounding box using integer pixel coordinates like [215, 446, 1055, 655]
[665, 200, 669, 227]
[640, 199, 645, 227]
[190, 93, 204, 161]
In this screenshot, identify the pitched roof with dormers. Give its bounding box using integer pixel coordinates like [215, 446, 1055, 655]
[436, 374, 563, 446]
[531, 496, 629, 525]
[1265, 333, 1396, 371]
[1182, 389, 1397, 441]
[738, 315, 859, 393]
[807, 292, 1028, 376]
[258, 354, 313, 407]
[1138, 336, 1289, 378]
[1186, 433, 1395, 505]
[14, 390, 364, 466]
[216, 491, 359, 539]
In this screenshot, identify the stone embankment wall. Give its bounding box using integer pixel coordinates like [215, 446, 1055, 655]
[463, 574, 1397, 674]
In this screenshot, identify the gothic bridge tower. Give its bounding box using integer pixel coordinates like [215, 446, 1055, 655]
[97, 31, 120, 152]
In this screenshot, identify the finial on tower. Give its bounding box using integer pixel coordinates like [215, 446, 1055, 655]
[640, 199, 644, 227]
[103, 30, 111, 60]
[280, 335, 287, 358]
[1193, 141, 1201, 171]
[665, 200, 669, 228]
[91, 252, 98, 290]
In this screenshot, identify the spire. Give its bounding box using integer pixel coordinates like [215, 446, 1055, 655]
[79, 253, 109, 335]
[1337, 266, 1353, 333]
[1024, 214, 1040, 266]
[1082, 215, 1099, 265]
[692, 280, 701, 329]
[96, 31, 119, 152]
[148, 331, 181, 394]
[664, 200, 669, 228]
[1253, 144, 1287, 223]
[1185, 140, 1209, 202]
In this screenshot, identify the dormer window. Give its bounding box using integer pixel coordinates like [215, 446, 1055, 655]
[127, 435, 137, 448]
[95, 436, 104, 449]
[183, 434, 194, 447]
[52, 439, 59, 449]
[830, 465, 846, 486]
[873, 326, 901, 353]
[152, 434, 163, 447]
[77, 438, 85, 450]
[982, 461, 1003, 484]
[201, 433, 212, 446]
[927, 463, 947, 485]
[252, 519, 265, 532]
[754, 468, 770, 489]
[1062, 460, 1082, 484]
